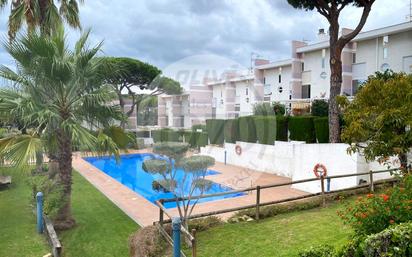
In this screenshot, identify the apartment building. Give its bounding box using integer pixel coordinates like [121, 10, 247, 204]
[158, 21, 412, 128]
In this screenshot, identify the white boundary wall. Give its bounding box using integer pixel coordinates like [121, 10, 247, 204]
[200, 141, 398, 193]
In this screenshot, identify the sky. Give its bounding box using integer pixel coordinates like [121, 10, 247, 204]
[0, 0, 410, 73]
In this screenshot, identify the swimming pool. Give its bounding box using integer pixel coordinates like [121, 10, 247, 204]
[84, 153, 244, 208]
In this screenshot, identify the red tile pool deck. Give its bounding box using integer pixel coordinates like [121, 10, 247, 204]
[73, 150, 308, 227]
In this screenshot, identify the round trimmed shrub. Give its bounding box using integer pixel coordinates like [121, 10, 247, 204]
[129, 226, 167, 257]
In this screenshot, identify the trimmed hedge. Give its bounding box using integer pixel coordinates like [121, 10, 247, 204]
[183, 131, 208, 148]
[275, 116, 288, 141]
[254, 116, 277, 145]
[224, 119, 239, 143]
[206, 119, 225, 145]
[191, 124, 207, 132]
[152, 129, 181, 143]
[314, 117, 329, 143]
[238, 116, 257, 143]
[288, 116, 316, 143]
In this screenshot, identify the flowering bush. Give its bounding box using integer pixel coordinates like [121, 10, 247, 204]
[337, 175, 412, 235]
[299, 222, 412, 257]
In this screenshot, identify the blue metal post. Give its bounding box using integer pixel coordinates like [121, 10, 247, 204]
[172, 217, 181, 257]
[327, 178, 331, 192]
[36, 192, 44, 234]
[224, 150, 227, 165]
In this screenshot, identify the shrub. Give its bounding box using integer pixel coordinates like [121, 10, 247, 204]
[238, 116, 257, 143]
[26, 175, 65, 219]
[254, 116, 277, 145]
[302, 222, 412, 257]
[151, 128, 181, 143]
[275, 116, 288, 141]
[288, 116, 316, 143]
[273, 102, 286, 116]
[129, 226, 167, 257]
[298, 245, 335, 257]
[189, 216, 223, 232]
[314, 117, 329, 143]
[224, 119, 239, 143]
[362, 222, 412, 256]
[136, 130, 150, 138]
[206, 119, 225, 145]
[311, 100, 329, 117]
[337, 175, 412, 236]
[253, 102, 275, 116]
[192, 124, 207, 132]
[233, 198, 322, 220]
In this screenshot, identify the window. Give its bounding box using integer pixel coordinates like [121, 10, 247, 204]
[352, 53, 356, 64]
[235, 88, 240, 97]
[278, 74, 282, 83]
[301, 62, 305, 71]
[246, 87, 249, 96]
[383, 35, 389, 45]
[352, 80, 366, 96]
[263, 77, 266, 84]
[302, 85, 311, 99]
[383, 47, 388, 59]
[235, 104, 240, 112]
[181, 116, 185, 127]
[321, 49, 326, 69]
[246, 97, 249, 103]
[264, 84, 271, 95]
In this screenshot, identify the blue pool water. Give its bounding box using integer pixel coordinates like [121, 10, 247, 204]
[84, 153, 244, 208]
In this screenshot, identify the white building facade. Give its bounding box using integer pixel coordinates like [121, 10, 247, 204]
[158, 21, 412, 128]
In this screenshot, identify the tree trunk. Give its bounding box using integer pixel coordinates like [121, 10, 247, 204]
[328, 20, 343, 143]
[399, 153, 409, 172]
[118, 92, 126, 129]
[54, 129, 76, 230]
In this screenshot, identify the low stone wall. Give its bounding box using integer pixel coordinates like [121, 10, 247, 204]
[200, 141, 398, 193]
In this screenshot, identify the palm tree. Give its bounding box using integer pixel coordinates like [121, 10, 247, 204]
[1, 0, 82, 40]
[0, 27, 127, 229]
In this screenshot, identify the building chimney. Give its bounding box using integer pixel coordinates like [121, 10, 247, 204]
[317, 28, 329, 41]
[254, 58, 270, 67]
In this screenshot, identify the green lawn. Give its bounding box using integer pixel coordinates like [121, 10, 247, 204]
[59, 171, 139, 257]
[0, 166, 354, 257]
[192, 201, 353, 257]
[0, 168, 49, 257]
[0, 168, 138, 257]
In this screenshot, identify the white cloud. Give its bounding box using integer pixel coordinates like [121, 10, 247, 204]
[0, 0, 408, 71]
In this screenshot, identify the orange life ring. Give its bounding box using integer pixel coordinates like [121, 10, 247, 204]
[235, 145, 242, 155]
[313, 163, 327, 178]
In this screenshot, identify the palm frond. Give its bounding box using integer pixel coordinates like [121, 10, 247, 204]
[0, 134, 43, 168]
